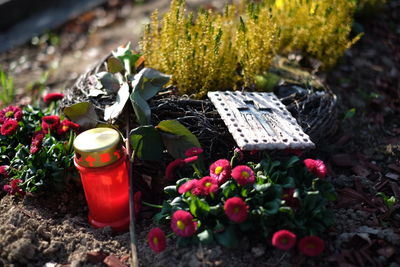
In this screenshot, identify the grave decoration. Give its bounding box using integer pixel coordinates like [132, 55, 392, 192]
[73, 127, 130, 231]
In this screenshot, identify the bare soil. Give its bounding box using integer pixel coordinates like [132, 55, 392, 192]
[0, 0, 400, 266]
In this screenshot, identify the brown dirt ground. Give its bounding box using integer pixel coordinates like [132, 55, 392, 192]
[0, 0, 400, 266]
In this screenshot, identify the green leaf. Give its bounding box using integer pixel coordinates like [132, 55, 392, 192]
[130, 89, 151, 125]
[264, 199, 280, 215]
[107, 57, 124, 73]
[62, 102, 98, 129]
[197, 229, 214, 244]
[95, 72, 120, 93]
[189, 197, 210, 218]
[285, 156, 300, 169]
[131, 68, 170, 101]
[221, 180, 238, 198]
[209, 204, 222, 216]
[164, 185, 178, 197]
[104, 82, 130, 121]
[154, 201, 172, 224]
[215, 225, 238, 248]
[112, 42, 141, 74]
[343, 108, 356, 120]
[157, 120, 201, 159]
[130, 125, 163, 161]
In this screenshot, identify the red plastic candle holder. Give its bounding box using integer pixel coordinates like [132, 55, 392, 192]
[73, 128, 130, 231]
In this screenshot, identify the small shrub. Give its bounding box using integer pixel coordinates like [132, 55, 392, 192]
[271, 0, 361, 67]
[141, 0, 239, 98]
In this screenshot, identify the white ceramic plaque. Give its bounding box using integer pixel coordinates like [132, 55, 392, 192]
[208, 91, 315, 150]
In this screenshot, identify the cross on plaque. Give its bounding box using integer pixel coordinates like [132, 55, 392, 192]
[208, 91, 315, 150]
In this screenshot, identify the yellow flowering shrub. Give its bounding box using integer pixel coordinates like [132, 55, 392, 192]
[141, 0, 239, 98]
[236, 4, 279, 87]
[271, 0, 361, 68]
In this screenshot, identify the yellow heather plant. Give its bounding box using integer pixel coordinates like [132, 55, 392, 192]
[141, 0, 239, 98]
[236, 4, 279, 87]
[271, 0, 361, 68]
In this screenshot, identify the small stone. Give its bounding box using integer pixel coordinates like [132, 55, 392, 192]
[386, 172, 399, 181]
[251, 246, 265, 257]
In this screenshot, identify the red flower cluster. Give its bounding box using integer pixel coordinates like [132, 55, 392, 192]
[0, 165, 9, 178]
[178, 176, 219, 196]
[298, 236, 325, 256]
[170, 210, 197, 237]
[3, 179, 25, 196]
[1, 119, 18, 136]
[0, 106, 22, 124]
[272, 230, 297, 250]
[304, 159, 327, 179]
[231, 165, 255, 186]
[43, 92, 64, 104]
[209, 159, 231, 185]
[30, 131, 45, 154]
[224, 197, 248, 223]
[41, 115, 60, 133]
[148, 227, 166, 253]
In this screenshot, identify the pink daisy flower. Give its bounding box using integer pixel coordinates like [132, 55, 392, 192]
[231, 165, 255, 186]
[30, 131, 45, 154]
[0, 165, 9, 178]
[178, 179, 199, 194]
[183, 156, 198, 164]
[165, 158, 185, 181]
[209, 159, 231, 185]
[271, 230, 297, 250]
[198, 176, 218, 196]
[304, 159, 327, 179]
[184, 147, 203, 157]
[0, 106, 22, 124]
[298, 236, 325, 257]
[41, 115, 60, 134]
[147, 227, 166, 253]
[57, 119, 80, 135]
[3, 179, 25, 196]
[0, 119, 18, 136]
[224, 197, 248, 223]
[43, 92, 64, 104]
[170, 210, 197, 237]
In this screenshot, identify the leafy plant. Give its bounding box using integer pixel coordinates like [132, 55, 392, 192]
[145, 151, 335, 253]
[0, 96, 79, 194]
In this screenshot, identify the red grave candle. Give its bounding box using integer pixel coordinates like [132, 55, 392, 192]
[74, 128, 130, 231]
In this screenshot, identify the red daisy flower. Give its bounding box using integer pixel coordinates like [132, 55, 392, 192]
[170, 210, 197, 237]
[282, 188, 299, 209]
[147, 227, 166, 253]
[134, 191, 142, 219]
[43, 92, 64, 104]
[184, 147, 203, 157]
[57, 119, 80, 135]
[3, 179, 25, 196]
[298, 236, 325, 257]
[41, 115, 60, 134]
[198, 176, 218, 196]
[1, 119, 18, 136]
[304, 159, 327, 179]
[271, 230, 297, 250]
[0, 165, 9, 178]
[231, 165, 255, 186]
[183, 155, 198, 164]
[30, 131, 45, 154]
[178, 179, 199, 194]
[209, 159, 231, 185]
[224, 197, 248, 223]
[165, 158, 185, 181]
[0, 106, 22, 124]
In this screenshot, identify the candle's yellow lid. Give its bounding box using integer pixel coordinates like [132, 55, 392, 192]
[74, 127, 123, 167]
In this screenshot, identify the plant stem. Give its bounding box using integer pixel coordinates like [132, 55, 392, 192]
[192, 164, 202, 178]
[142, 201, 163, 209]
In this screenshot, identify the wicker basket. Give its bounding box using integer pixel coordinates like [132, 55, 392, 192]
[62, 55, 337, 158]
